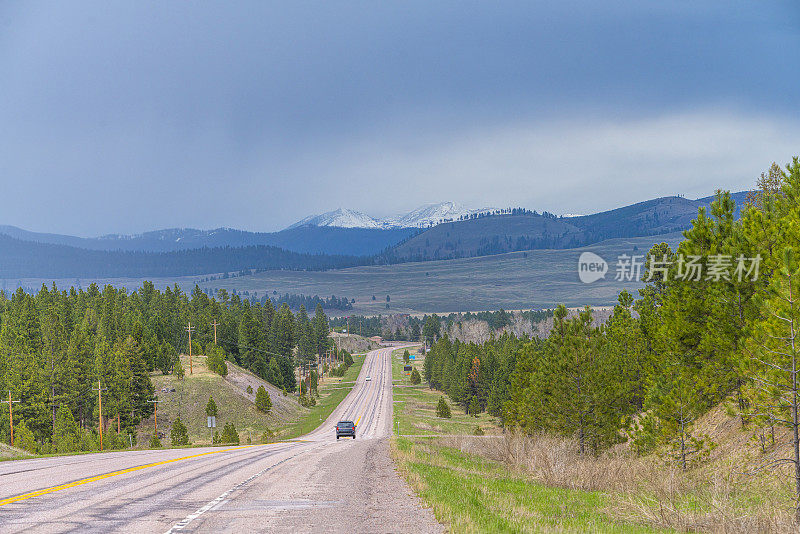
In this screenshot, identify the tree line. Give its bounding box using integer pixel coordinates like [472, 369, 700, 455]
[0, 281, 331, 452]
[423, 160, 800, 514]
[0, 236, 369, 279]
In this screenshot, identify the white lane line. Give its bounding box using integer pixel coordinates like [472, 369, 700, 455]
[163, 454, 296, 533]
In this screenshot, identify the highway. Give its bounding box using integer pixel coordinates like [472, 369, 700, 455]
[0, 346, 441, 533]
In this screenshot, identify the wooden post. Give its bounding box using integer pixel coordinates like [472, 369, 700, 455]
[93, 381, 107, 451]
[185, 322, 195, 374]
[210, 320, 219, 345]
[149, 398, 160, 439]
[7, 391, 20, 447]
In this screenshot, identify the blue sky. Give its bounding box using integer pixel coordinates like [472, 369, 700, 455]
[2, 1, 799, 235]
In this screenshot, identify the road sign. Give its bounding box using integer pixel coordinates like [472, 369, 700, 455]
[207, 416, 216, 428]
[403, 365, 412, 374]
[409, 354, 415, 360]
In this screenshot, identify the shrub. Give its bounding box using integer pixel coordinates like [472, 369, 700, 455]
[13, 421, 37, 454]
[298, 394, 316, 407]
[173, 357, 185, 378]
[149, 433, 162, 448]
[80, 430, 98, 451]
[436, 397, 451, 418]
[468, 396, 481, 417]
[206, 345, 228, 377]
[247, 385, 253, 394]
[410, 367, 421, 385]
[255, 385, 272, 413]
[403, 350, 410, 364]
[103, 429, 123, 450]
[53, 405, 80, 453]
[221, 422, 240, 444]
[171, 418, 189, 446]
[473, 425, 484, 436]
[262, 428, 275, 443]
[343, 351, 354, 366]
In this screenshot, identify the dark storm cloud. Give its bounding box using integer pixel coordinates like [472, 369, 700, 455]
[1, 1, 799, 235]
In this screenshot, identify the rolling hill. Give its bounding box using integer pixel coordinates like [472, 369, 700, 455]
[0, 225, 415, 257]
[0, 234, 368, 279]
[0, 191, 749, 282]
[386, 192, 750, 262]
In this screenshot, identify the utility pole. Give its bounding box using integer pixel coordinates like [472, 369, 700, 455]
[6, 391, 20, 447]
[93, 381, 107, 451]
[148, 398, 161, 439]
[210, 320, 219, 345]
[185, 322, 195, 374]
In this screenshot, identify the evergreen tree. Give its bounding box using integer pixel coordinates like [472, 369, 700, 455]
[206, 396, 218, 417]
[170, 418, 189, 446]
[221, 422, 240, 444]
[436, 397, 451, 418]
[312, 303, 329, 355]
[255, 385, 272, 413]
[410, 367, 421, 385]
[53, 405, 80, 453]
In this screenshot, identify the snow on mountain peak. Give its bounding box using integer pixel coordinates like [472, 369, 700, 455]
[286, 208, 382, 230]
[286, 202, 499, 230]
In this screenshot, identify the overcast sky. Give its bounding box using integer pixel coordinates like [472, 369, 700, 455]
[2, 2, 799, 236]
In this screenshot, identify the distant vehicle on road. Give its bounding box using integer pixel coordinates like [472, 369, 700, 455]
[336, 420, 356, 440]
[365, 376, 371, 381]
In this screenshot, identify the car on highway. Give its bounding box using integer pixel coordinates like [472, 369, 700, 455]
[336, 420, 356, 439]
[365, 376, 371, 381]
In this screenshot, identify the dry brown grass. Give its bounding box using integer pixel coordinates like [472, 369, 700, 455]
[439, 432, 797, 533]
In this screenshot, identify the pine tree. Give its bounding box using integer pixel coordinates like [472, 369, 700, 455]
[410, 367, 421, 385]
[221, 422, 240, 444]
[312, 304, 329, 355]
[745, 244, 800, 519]
[206, 396, 218, 417]
[255, 386, 272, 413]
[436, 397, 451, 418]
[53, 405, 80, 453]
[173, 356, 185, 379]
[171, 418, 189, 446]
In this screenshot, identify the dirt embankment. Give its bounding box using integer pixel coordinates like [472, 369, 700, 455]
[330, 332, 381, 353]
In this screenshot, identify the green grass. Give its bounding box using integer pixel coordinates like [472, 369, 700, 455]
[392, 438, 670, 533]
[20, 233, 683, 315]
[279, 353, 366, 439]
[152, 371, 281, 445]
[390, 348, 672, 533]
[391, 347, 498, 436]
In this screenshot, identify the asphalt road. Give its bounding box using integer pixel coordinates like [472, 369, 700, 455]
[0, 346, 441, 533]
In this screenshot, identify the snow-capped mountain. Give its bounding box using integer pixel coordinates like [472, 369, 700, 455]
[286, 202, 500, 230]
[286, 208, 383, 230]
[384, 202, 498, 228]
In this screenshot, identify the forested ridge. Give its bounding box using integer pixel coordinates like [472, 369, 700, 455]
[0, 281, 331, 452]
[0, 193, 752, 281]
[0, 235, 368, 279]
[423, 160, 800, 510]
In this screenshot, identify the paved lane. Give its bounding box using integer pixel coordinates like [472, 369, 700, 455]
[0, 346, 441, 533]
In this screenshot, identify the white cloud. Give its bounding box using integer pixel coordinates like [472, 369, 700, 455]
[271, 110, 800, 219]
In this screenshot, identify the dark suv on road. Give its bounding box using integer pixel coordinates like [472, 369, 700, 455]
[336, 420, 356, 439]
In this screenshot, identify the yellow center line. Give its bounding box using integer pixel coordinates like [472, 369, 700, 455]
[0, 445, 259, 507]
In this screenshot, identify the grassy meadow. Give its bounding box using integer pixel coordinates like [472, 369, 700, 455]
[13, 233, 683, 316]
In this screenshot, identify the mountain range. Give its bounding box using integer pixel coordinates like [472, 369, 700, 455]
[0, 191, 751, 280]
[286, 202, 499, 230]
